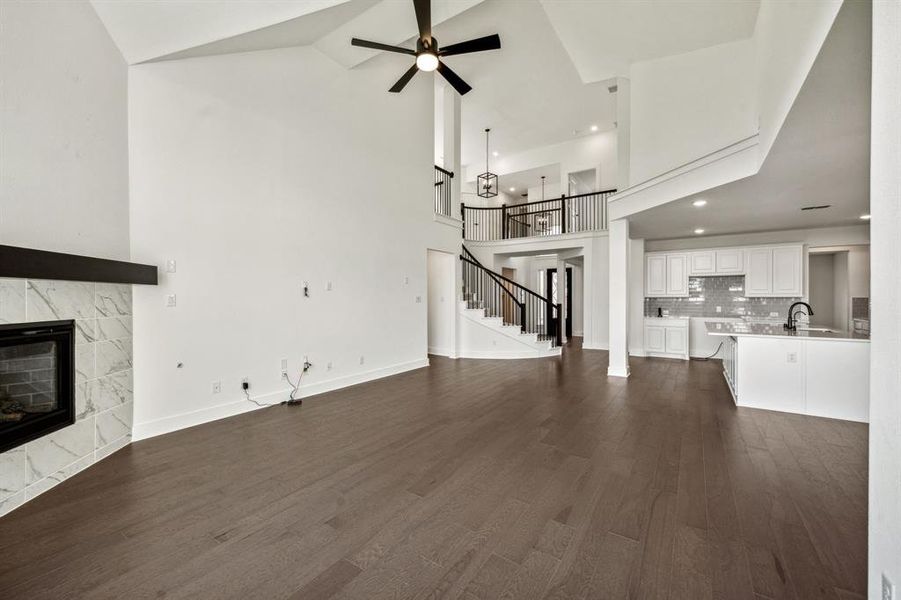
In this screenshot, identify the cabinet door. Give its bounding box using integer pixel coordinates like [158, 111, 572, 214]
[715, 249, 743, 274]
[772, 246, 803, 296]
[666, 254, 689, 296]
[745, 248, 773, 296]
[690, 251, 716, 275]
[645, 325, 666, 352]
[665, 327, 687, 355]
[646, 255, 667, 297]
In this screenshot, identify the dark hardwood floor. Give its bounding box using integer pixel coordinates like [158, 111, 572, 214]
[0, 340, 867, 599]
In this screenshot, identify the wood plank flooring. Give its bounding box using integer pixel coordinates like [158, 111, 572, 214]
[0, 341, 868, 599]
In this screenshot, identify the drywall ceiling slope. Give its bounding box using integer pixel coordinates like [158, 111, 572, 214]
[539, 0, 760, 83]
[151, 0, 377, 63]
[628, 0, 870, 241]
[90, 0, 354, 64]
[433, 0, 614, 166]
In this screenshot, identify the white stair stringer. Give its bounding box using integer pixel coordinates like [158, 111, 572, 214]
[458, 302, 561, 359]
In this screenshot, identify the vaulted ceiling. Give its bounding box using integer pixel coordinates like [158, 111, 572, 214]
[91, 0, 761, 166]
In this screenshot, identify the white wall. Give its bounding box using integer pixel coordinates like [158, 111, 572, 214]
[869, 1, 901, 595]
[629, 39, 757, 185]
[129, 47, 441, 438]
[0, 0, 129, 260]
[808, 253, 835, 328]
[464, 130, 618, 194]
[755, 0, 842, 161]
[427, 250, 456, 357]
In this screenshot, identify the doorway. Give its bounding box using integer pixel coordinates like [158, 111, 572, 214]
[545, 267, 573, 339]
[427, 250, 456, 357]
[501, 267, 517, 325]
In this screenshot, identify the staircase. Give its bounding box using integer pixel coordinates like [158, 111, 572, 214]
[459, 246, 562, 358]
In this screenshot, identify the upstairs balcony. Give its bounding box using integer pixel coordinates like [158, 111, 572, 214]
[460, 190, 616, 241]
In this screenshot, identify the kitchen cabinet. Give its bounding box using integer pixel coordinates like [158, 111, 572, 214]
[646, 255, 667, 297]
[644, 318, 689, 360]
[715, 249, 743, 273]
[745, 248, 773, 295]
[666, 254, 688, 296]
[772, 246, 803, 296]
[689, 251, 716, 275]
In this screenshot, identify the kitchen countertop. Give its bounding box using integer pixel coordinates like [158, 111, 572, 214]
[705, 321, 870, 342]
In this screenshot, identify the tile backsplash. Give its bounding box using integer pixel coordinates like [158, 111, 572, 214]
[645, 275, 800, 319]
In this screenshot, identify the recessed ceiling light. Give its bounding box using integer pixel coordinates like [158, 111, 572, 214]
[692, 199, 707, 207]
[590, 125, 598, 132]
[492, 151, 499, 157]
[509, 187, 515, 192]
[694, 228, 705, 235]
[860, 214, 871, 220]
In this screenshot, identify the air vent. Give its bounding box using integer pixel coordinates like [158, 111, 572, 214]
[801, 205, 831, 211]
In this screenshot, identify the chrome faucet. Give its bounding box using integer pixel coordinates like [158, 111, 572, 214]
[785, 301, 814, 331]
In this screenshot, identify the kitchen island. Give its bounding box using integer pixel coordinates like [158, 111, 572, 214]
[706, 321, 870, 422]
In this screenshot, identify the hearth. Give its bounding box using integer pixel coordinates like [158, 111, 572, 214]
[0, 320, 75, 452]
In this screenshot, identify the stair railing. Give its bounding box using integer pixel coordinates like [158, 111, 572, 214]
[434, 165, 454, 217]
[461, 188, 616, 241]
[461, 246, 562, 347]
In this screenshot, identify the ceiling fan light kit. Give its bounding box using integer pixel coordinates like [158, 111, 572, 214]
[350, 0, 501, 95]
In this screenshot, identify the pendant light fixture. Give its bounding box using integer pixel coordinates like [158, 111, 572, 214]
[477, 128, 498, 198]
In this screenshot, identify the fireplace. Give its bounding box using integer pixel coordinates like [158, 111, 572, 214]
[0, 320, 75, 453]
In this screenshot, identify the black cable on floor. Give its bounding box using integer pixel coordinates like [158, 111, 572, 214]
[691, 341, 724, 361]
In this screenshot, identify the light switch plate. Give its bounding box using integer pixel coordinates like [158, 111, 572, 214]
[165, 260, 177, 273]
[166, 294, 177, 307]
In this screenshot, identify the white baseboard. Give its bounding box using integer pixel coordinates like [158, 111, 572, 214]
[581, 343, 609, 350]
[457, 349, 560, 359]
[630, 348, 647, 357]
[133, 358, 430, 441]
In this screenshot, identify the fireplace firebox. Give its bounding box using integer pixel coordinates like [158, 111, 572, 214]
[0, 320, 75, 453]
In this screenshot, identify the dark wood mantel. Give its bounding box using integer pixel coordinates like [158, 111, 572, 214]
[0, 244, 157, 285]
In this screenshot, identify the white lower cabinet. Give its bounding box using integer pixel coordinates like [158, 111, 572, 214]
[644, 318, 689, 360]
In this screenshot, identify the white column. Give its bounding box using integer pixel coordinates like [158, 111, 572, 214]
[442, 85, 462, 210]
[615, 77, 631, 191]
[608, 218, 630, 377]
[869, 0, 901, 594]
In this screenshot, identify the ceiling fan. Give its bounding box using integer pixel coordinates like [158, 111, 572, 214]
[350, 0, 501, 96]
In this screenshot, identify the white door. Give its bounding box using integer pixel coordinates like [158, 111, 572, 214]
[690, 251, 716, 275]
[772, 246, 803, 296]
[666, 254, 689, 297]
[646, 255, 667, 297]
[715, 249, 744, 274]
[745, 248, 773, 296]
[645, 325, 666, 352]
[665, 327, 687, 355]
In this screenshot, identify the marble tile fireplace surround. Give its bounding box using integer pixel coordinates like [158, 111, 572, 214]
[0, 279, 134, 517]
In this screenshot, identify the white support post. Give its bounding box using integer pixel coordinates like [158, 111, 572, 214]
[608, 218, 630, 377]
[442, 85, 462, 209]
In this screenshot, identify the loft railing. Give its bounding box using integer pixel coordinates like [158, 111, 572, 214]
[434, 165, 454, 217]
[461, 189, 616, 241]
[461, 246, 562, 347]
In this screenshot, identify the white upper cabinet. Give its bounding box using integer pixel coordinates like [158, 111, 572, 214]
[666, 254, 689, 296]
[646, 255, 667, 296]
[745, 248, 773, 296]
[689, 251, 716, 275]
[772, 246, 803, 296]
[715, 249, 743, 274]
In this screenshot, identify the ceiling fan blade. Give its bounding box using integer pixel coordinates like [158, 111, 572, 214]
[437, 61, 472, 96]
[351, 38, 415, 55]
[389, 64, 420, 93]
[439, 34, 501, 57]
[413, 0, 431, 45]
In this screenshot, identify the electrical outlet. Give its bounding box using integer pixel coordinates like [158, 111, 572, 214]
[280, 358, 288, 375]
[302, 281, 309, 297]
[787, 352, 798, 363]
[165, 260, 177, 273]
[770, 311, 779, 317]
[241, 377, 249, 389]
[359, 356, 365, 365]
[166, 294, 177, 307]
[211, 380, 221, 394]
[716, 306, 722, 313]
[884, 574, 895, 600]
[404, 276, 409, 285]
[326, 281, 333, 291]
[327, 361, 333, 371]
[415, 296, 422, 303]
